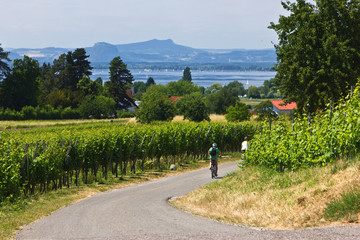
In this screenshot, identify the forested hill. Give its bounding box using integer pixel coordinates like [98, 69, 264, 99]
[7, 39, 276, 66]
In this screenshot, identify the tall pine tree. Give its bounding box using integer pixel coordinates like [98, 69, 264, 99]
[106, 56, 136, 110]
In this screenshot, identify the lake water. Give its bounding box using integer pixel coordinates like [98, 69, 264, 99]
[91, 69, 276, 88]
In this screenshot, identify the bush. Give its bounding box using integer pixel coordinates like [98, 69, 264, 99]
[61, 107, 81, 119]
[78, 96, 116, 119]
[225, 101, 251, 122]
[135, 89, 175, 123]
[0, 108, 22, 120]
[175, 92, 210, 122]
[36, 105, 61, 120]
[21, 106, 37, 120]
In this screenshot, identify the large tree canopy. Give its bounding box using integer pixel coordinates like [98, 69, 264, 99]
[269, 0, 360, 114]
[0, 56, 40, 110]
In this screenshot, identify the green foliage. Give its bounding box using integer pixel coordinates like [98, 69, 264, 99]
[0, 44, 10, 80]
[205, 83, 222, 94]
[324, 188, 360, 221]
[116, 110, 134, 118]
[247, 86, 260, 98]
[225, 101, 250, 122]
[0, 121, 255, 202]
[77, 76, 102, 96]
[132, 81, 147, 97]
[146, 77, 155, 87]
[46, 89, 84, 109]
[206, 87, 239, 114]
[106, 56, 135, 110]
[253, 100, 278, 121]
[182, 66, 192, 82]
[135, 90, 175, 123]
[224, 81, 246, 97]
[245, 83, 360, 171]
[167, 80, 203, 96]
[269, 0, 360, 114]
[176, 92, 210, 122]
[0, 56, 40, 110]
[78, 95, 116, 119]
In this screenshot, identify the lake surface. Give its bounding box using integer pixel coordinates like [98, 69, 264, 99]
[91, 69, 276, 88]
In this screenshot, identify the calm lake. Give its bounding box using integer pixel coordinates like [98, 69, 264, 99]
[91, 69, 276, 88]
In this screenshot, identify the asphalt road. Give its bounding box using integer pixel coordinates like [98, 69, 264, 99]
[17, 161, 360, 240]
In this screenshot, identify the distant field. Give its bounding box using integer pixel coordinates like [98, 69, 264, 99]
[0, 118, 129, 130]
[240, 98, 275, 107]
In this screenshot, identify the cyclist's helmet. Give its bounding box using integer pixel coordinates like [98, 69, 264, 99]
[212, 143, 217, 147]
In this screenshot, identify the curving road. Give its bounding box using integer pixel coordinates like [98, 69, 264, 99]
[17, 161, 360, 240]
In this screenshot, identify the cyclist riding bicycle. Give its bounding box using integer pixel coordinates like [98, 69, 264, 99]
[208, 143, 221, 177]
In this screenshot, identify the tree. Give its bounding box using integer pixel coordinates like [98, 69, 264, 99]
[0, 44, 10, 80]
[77, 76, 102, 96]
[132, 81, 147, 99]
[206, 87, 238, 114]
[106, 56, 136, 110]
[253, 100, 278, 121]
[224, 81, 246, 97]
[225, 101, 251, 122]
[247, 86, 260, 98]
[46, 89, 84, 108]
[205, 83, 222, 94]
[176, 92, 210, 122]
[0, 56, 40, 110]
[167, 80, 203, 96]
[146, 77, 155, 87]
[269, 0, 360, 114]
[78, 95, 115, 119]
[135, 89, 175, 123]
[95, 77, 103, 86]
[182, 67, 192, 82]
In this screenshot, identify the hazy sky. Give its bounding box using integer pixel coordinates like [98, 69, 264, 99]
[1, 0, 289, 49]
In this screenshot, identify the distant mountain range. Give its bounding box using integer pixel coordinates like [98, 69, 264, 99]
[6, 39, 276, 66]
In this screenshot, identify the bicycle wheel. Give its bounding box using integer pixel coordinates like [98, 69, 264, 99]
[211, 165, 216, 178]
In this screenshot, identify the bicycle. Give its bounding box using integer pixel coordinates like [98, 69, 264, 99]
[210, 159, 217, 179]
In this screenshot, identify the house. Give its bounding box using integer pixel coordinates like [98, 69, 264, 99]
[270, 100, 297, 114]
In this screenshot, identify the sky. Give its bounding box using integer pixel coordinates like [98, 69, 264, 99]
[1, 0, 290, 50]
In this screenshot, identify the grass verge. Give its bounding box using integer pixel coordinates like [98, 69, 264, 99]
[0, 155, 235, 240]
[171, 158, 360, 229]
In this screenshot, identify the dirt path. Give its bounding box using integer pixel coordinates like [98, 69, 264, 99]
[16, 161, 360, 240]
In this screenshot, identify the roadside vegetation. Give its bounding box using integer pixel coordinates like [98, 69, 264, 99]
[0, 155, 237, 240]
[172, 157, 360, 229]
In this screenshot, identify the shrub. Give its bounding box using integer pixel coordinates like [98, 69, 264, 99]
[21, 106, 37, 120]
[78, 96, 115, 119]
[225, 101, 251, 122]
[61, 107, 81, 119]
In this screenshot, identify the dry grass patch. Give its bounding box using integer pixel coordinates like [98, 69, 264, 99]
[172, 159, 360, 229]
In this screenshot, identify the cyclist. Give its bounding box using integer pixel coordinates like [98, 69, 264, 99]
[208, 143, 221, 177]
[241, 137, 248, 152]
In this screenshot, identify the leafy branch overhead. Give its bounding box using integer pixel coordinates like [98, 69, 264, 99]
[269, 0, 360, 114]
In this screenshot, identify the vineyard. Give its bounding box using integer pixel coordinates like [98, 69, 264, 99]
[0, 121, 256, 202]
[246, 84, 360, 171]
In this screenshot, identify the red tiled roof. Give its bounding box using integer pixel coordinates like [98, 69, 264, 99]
[170, 96, 182, 103]
[270, 100, 297, 110]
